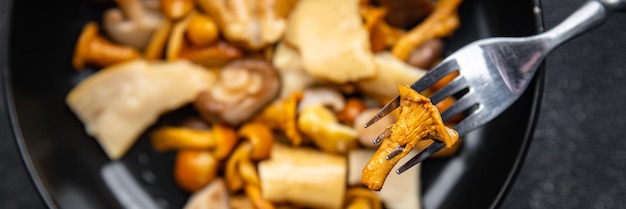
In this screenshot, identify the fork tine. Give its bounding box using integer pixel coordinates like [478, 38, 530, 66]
[396, 140, 446, 174]
[409, 59, 460, 92]
[385, 145, 406, 160]
[452, 108, 482, 136]
[364, 96, 400, 128]
[364, 60, 460, 128]
[429, 76, 467, 105]
[440, 92, 478, 121]
[372, 126, 392, 145]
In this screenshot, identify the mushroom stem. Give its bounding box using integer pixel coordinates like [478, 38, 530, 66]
[117, 0, 145, 22]
[150, 124, 238, 159]
[72, 22, 139, 70]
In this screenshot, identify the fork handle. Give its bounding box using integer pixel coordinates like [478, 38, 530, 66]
[541, 0, 624, 49]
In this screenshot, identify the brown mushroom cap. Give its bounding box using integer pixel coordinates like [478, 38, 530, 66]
[195, 59, 280, 126]
[103, 0, 164, 49]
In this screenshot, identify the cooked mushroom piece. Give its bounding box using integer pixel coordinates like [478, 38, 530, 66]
[174, 149, 219, 192]
[258, 145, 346, 209]
[196, 0, 286, 50]
[66, 60, 216, 160]
[297, 87, 346, 113]
[103, 0, 165, 49]
[285, 0, 377, 83]
[183, 178, 229, 209]
[72, 22, 140, 70]
[194, 59, 280, 126]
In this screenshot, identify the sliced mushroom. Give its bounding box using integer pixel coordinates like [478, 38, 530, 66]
[297, 87, 345, 113]
[194, 59, 280, 126]
[297, 105, 358, 154]
[357, 52, 427, 102]
[103, 0, 165, 49]
[66, 60, 216, 159]
[272, 42, 317, 98]
[258, 144, 346, 209]
[285, 0, 376, 83]
[196, 0, 286, 50]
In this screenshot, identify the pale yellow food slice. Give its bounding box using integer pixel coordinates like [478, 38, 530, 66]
[66, 59, 216, 160]
[285, 0, 376, 83]
[258, 144, 346, 209]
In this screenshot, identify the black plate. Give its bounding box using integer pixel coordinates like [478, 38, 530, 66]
[2, 0, 543, 208]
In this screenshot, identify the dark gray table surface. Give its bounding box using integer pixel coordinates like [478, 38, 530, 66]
[2, 0, 626, 208]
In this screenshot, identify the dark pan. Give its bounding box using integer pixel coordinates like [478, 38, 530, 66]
[2, 0, 543, 208]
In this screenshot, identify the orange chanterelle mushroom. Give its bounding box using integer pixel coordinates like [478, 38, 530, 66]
[362, 84, 459, 191]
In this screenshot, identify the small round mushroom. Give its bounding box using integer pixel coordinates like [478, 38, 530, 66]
[185, 13, 219, 47]
[194, 59, 280, 126]
[103, 0, 165, 49]
[159, 0, 195, 20]
[174, 149, 219, 192]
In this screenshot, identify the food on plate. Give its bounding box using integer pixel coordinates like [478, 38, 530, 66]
[258, 145, 346, 209]
[160, 0, 195, 20]
[344, 187, 382, 209]
[72, 22, 140, 70]
[185, 13, 219, 47]
[297, 87, 346, 113]
[357, 52, 428, 101]
[175, 149, 219, 192]
[194, 59, 280, 126]
[254, 91, 304, 146]
[297, 105, 359, 154]
[362, 85, 459, 191]
[407, 38, 445, 69]
[392, 0, 462, 60]
[285, 0, 377, 83]
[103, 0, 164, 49]
[376, 0, 433, 28]
[67, 0, 466, 207]
[337, 98, 368, 125]
[353, 108, 396, 148]
[182, 178, 229, 209]
[66, 59, 215, 159]
[271, 42, 317, 98]
[349, 149, 420, 209]
[144, 20, 172, 60]
[150, 124, 238, 157]
[196, 0, 287, 50]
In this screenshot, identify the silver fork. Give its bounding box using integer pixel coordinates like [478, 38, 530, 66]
[365, 0, 626, 174]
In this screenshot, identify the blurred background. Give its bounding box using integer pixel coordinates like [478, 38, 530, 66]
[2, 0, 626, 208]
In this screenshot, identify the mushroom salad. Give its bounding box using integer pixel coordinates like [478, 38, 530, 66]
[66, 0, 464, 208]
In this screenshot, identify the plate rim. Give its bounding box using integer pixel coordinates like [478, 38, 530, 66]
[0, 0, 58, 208]
[0, 0, 546, 208]
[489, 0, 545, 207]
